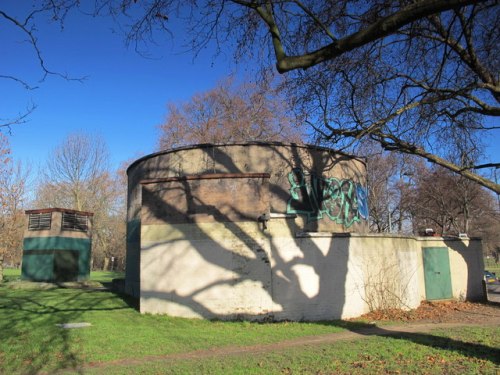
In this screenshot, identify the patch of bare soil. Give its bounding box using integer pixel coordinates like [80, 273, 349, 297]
[353, 301, 500, 324]
[6, 280, 105, 290]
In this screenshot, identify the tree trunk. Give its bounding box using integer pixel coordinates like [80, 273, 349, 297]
[464, 203, 470, 234]
[0, 254, 4, 283]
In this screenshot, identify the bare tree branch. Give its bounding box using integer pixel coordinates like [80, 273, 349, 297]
[0, 9, 86, 83]
[372, 131, 500, 193]
[0, 75, 39, 91]
[243, 0, 489, 73]
[0, 103, 37, 132]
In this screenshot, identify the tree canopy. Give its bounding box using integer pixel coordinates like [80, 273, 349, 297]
[116, 0, 500, 192]
[157, 76, 304, 149]
[36, 133, 126, 269]
[2, 0, 499, 192]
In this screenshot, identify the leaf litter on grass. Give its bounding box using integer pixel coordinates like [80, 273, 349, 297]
[352, 300, 499, 323]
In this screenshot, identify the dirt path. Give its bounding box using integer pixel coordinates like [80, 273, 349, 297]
[74, 302, 499, 373]
[84, 321, 500, 370]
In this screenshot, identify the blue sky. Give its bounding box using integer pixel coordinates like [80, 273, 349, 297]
[1, 4, 237, 171]
[1, 2, 499, 176]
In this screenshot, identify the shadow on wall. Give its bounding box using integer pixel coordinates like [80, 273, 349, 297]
[444, 238, 485, 302]
[139, 175, 351, 320]
[125, 143, 367, 297]
[137, 144, 364, 320]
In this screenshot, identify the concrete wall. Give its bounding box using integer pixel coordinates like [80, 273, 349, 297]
[140, 215, 484, 320]
[126, 143, 368, 296]
[418, 237, 484, 302]
[127, 143, 484, 320]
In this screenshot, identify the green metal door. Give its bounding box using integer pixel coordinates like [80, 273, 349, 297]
[422, 247, 452, 300]
[21, 251, 54, 281]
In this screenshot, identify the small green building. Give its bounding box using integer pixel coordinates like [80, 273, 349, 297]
[21, 208, 93, 282]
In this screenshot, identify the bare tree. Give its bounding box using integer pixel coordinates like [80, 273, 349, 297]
[97, 0, 499, 192]
[364, 142, 499, 249]
[0, 134, 12, 281]
[361, 142, 419, 234]
[3, 1, 498, 191]
[270, 1, 499, 192]
[364, 148, 398, 233]
[410, 165, 498, 237]
[0, 135, 30, 281]
[157, 76, 304, 149]
[35, 133, 125, 270]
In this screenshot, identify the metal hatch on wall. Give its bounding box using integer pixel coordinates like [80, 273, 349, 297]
[422, 247, 453, 300]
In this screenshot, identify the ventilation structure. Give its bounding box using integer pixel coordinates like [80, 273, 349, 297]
[22, 208, 93, 282]
[28, 212, 52, 231]
[62, 211, 88, 232]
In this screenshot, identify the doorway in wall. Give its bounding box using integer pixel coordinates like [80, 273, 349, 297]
[422, 247, 453, 300]
[53, 250, 79, 282]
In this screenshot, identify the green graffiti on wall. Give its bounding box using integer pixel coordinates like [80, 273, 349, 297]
[287, 168, 368, 227]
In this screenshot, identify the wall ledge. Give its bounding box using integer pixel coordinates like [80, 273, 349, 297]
[269, 213, 297, 219]
[294, 231, 482, 241]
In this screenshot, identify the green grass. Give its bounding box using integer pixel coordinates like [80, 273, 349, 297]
[484, 258, 500, 275]
[1, 268, 125, 283]
[2, 268, 22, 282]
[88, 326, 500, 374]
[1, 272, 498, 374]
[0, 278, 346, 374]
[88, 270, 125, 283]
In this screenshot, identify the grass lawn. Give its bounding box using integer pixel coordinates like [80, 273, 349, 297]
[2, 268, 23, 282]
[88, 327, 500, 375]
[1, 268, 125, 283]
[1, 271, 499, 374]
[484, 258, 500, 275]
[0, 275, 347, 374]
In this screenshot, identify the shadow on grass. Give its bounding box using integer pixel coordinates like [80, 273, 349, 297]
[318, 318, 500, 366]
[1, 280, 498, 373]
[59, 317, 500, 373]
[0, 281, 138, 374]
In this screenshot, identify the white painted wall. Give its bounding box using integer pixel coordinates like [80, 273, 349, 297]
[140, 218, 484, 320]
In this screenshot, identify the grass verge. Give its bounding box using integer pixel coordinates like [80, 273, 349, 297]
[483, 258, 500, 276]
[1, 268, 124, 283]
[1, 271, 498, 374]
[86, 326, 500, 374]
[0, 277, 346, 374]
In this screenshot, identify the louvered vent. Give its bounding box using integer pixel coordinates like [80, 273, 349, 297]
[62, 212, 88, 232]
[28, 213, 52, 230]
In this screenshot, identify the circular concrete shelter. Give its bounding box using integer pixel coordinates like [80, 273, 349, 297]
[125, 143, 371, 319]
[124, 142, 486, 321]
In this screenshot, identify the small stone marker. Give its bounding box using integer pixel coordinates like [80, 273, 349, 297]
[56, 322, 92, 329]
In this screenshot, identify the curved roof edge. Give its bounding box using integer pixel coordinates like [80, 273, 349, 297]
[127, 142, 366, 175]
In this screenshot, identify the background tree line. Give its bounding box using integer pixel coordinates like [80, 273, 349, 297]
[3, 77, 499, 279]
[365, 142, 499, 256]
[0, 1, 498, 277]
[2, 1, 498, 191]
[0, 132, 127, 276]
